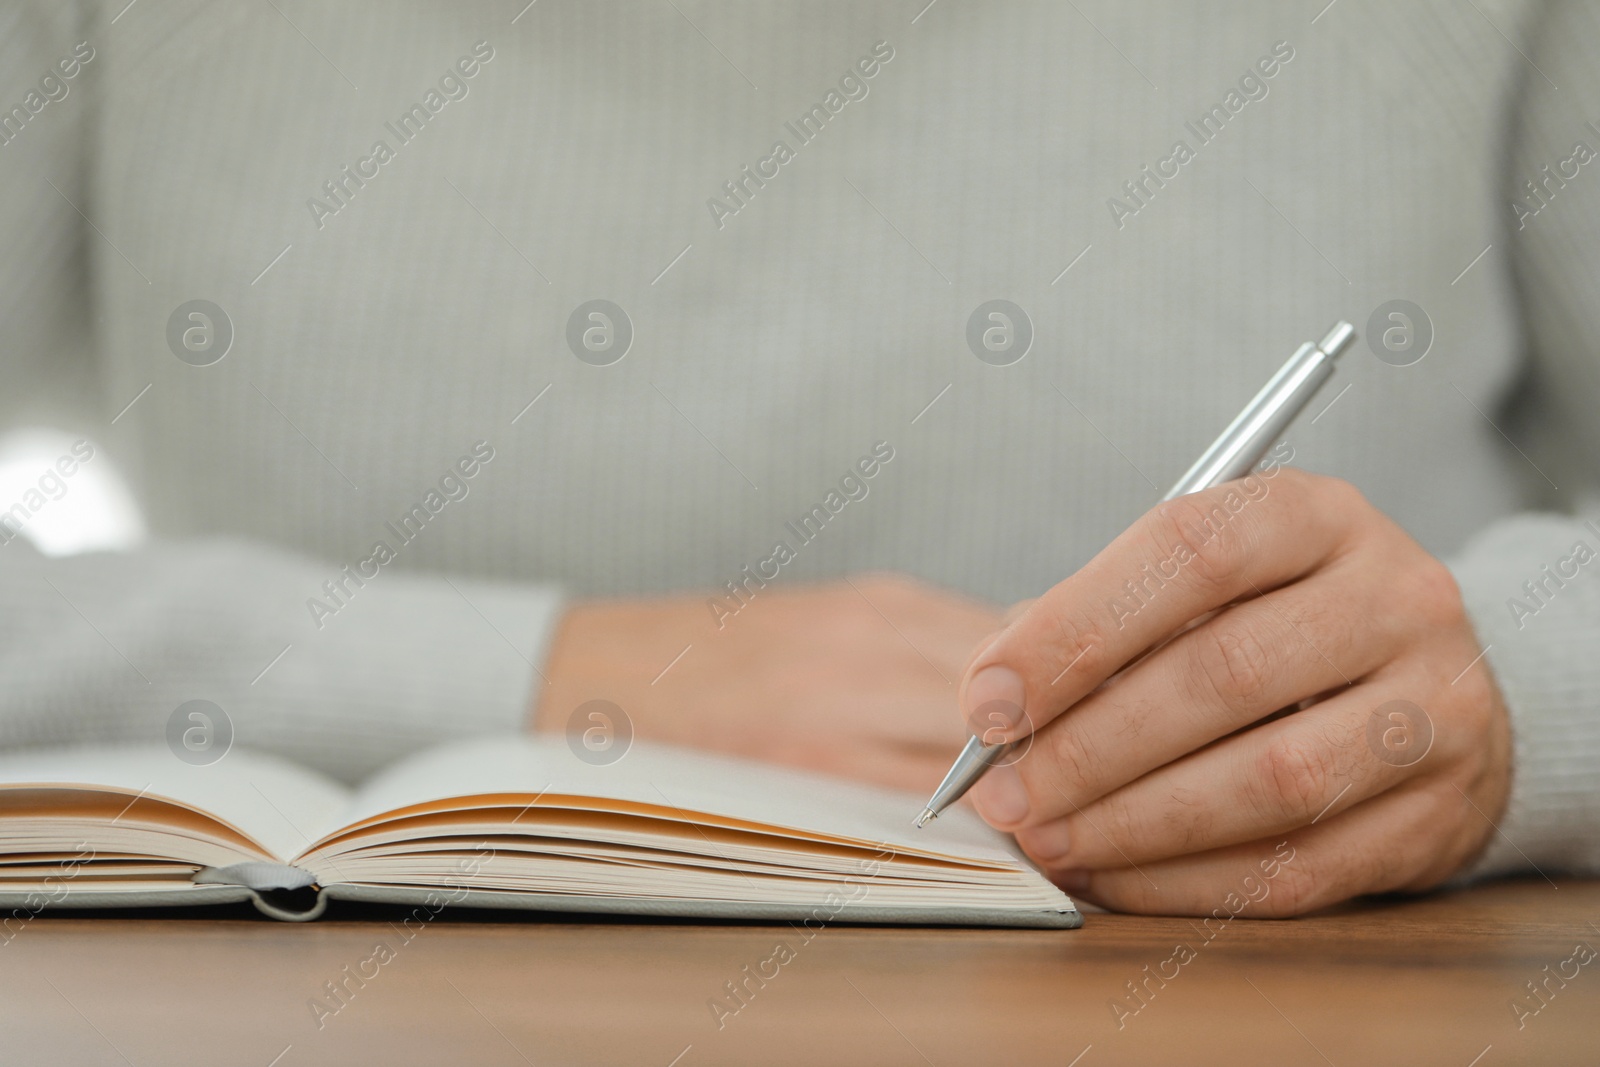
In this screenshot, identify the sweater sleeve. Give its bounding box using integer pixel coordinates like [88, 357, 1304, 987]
[0, 3, 564, 784]
[1450, 0, 1600, 879]
[0, 0, 97, 433]
[0, 538, 564, 783]
[1450, 515, 1600, 878]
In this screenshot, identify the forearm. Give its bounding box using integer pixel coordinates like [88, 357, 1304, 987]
[0, 538, 562, 783]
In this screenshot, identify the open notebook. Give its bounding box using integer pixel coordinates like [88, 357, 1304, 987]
[0, 737, 1080, 928]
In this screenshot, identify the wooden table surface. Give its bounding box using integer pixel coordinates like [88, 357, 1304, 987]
[4, 879, 1597, 1066]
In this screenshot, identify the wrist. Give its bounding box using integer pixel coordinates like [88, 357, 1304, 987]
[530, 596, 710, 744]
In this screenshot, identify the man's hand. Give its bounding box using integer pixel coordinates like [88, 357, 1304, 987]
[958, 467, 1512, 916]
[537, 576, 999, 790]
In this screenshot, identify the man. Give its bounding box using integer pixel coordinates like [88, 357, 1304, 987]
[1, 0, 1595, 914]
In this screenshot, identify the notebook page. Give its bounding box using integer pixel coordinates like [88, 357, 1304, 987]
[0, 744, 351, 862]
[340, 736, 1019, 865]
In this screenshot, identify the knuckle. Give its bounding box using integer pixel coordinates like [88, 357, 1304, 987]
[1255, 735, 1338, 822]
[1258, 860, 1322, 916]
[1192, 620, 1276, 710]
[1367, 828, 1416, 890]
[1284, 470, 1369, 529]
[1454, 673, 1498, 735]
[1164, 786, 1216, 851]
[1149, 495, 1249, 593]
[1044, 726, 1102, 799]
[1409, 556, 1468, 630]
[1042, 603, 1107, 681]
[1424, 785, 1485, 887]
[1266, 464, 1314, 499]
[1316, 473, 1367, 510]
[1088, 792, 1139, 849]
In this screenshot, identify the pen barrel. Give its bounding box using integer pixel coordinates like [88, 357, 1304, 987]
[1162, 341, 1337, 500]
[925, 735, 1012, 813]
[918, 321, 1355, 826]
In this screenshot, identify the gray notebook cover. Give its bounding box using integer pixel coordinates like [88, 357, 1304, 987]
[0, 880, 1083, 928]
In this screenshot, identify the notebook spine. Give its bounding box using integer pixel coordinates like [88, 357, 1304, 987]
[193, 862, 326, 922]
[244, 885, 328, 922]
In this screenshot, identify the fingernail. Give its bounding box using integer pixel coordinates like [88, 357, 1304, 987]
[969, 762, 1029, 827]
[965, 665, 1025, 739]
[1055, 869, 1091, 894]
[1020, 821, 1072, 865]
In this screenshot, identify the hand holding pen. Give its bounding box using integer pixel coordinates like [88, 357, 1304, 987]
[918, 323, 1513, 916]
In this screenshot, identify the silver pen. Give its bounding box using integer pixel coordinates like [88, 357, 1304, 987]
[914, 321, 1358, 828]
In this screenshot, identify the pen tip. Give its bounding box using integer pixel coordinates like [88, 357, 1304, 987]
[914, 808, 936, 829]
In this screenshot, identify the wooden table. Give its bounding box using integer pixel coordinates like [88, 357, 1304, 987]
[3, 879, 1596, 1066]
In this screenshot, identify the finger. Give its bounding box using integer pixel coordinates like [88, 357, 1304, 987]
[1011, 676, 1449, 869]
[973, 561, 1398, 829]
[958, 469, 1366, 740]
[1052, 780, 1461, 917]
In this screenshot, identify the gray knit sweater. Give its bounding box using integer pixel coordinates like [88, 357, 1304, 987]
[1, 0, 1596, 880]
